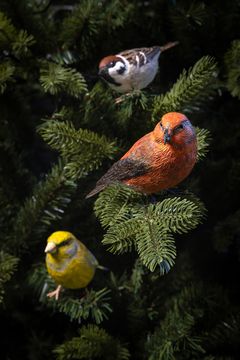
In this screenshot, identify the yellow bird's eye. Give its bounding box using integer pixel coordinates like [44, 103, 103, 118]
[58, 239, 71, 248]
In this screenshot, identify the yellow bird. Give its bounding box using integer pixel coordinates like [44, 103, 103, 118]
[45, 231, 104, 300]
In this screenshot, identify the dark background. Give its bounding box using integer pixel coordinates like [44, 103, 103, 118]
[0, 0, 240, 359]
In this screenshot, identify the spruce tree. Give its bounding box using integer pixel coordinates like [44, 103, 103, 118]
[0, 1, 239, 359]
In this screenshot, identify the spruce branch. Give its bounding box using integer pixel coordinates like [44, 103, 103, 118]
[59, 0, 133, 56]
[145, 285, 207, 359]
[40, 62, 87, 98]
[116, 90, 150, 121]
[103, 0, 133, 31]
[0, 11, 16, 48]
[196, 127, 211, 161]
[154, 197, 205, 234]
[12, 30, 35, 57]
[96, 186, 205, 272]
[54, 325, 130, 360]
[129, 259, 146, 295]
[145, 282, 237, 359]
[152, 56, 218, 120]
[94, 184, 143, 229]
[48, 49, 80, 66]
[0, 11, 35, 57]
[9, 161, 77, 252]
[170, 2, 207, 31]
[0, 186, 17, 239]
[48, 288, 112, 324]
[0, 61, 15, 93]
[102, 218, 140, 254]
[38, 119, 117, 180]
[38, 119, 115, 158]
[28, 263, 56, 300]
[136, 208, 176, 273]
[0, 251, 19, 304]
[59, 0, 102, 49]
[146, 312, 205, 360]
[206, 314, 240, 351]
[224, 40, 240, 99]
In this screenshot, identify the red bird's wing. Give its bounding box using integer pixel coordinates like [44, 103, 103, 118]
[85, 157, 149, 198]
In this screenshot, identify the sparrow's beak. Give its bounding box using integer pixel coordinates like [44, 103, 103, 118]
[45, 242, 57, 254]
[163, 128, 171, 144]
[98, 66, 120, 86]
[98, 67, 106, 77]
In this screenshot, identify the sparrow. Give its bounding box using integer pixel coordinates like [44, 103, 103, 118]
[86, 112, 197, 198]
[98, 42, 179, 93]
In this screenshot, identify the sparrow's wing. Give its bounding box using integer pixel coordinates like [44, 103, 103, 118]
[86, 157, 149, 198]
[119, 46, 161, 66]
[119, 42, 178, 67]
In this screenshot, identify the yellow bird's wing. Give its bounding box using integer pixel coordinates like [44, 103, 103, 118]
[78, 241, 99, 268]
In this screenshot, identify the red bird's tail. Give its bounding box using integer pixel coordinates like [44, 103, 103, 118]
[85, 184, 107, 199]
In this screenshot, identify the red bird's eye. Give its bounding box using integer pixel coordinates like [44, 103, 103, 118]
[174, 124, 184, 134]
[159, 122, 163, 129]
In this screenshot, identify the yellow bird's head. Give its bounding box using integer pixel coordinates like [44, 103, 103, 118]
[45, 231, 78, 259]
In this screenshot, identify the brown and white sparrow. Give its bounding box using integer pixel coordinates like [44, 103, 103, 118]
[98, 42, 179, 94]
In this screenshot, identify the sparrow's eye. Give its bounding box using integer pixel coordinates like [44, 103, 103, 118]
[109, 61, 115, 67]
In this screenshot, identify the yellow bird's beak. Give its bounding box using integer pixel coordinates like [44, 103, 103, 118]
[45, 242, 57, 254]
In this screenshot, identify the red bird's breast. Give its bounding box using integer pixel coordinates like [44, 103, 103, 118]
[121, 132, 197, 194]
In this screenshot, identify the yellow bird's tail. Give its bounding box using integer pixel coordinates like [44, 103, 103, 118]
[97, 265, 109, 271]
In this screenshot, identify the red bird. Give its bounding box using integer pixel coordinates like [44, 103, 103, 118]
[86, 112, 197, 198]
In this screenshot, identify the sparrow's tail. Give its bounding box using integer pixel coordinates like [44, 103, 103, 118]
[160, 41, 179, 52]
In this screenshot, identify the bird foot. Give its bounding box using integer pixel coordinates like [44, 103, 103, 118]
[165, 188, 184, 196]
[47, 285, 62, 300]
[115, 93, 131, 104]
[115, 90, 142, 104]
[79, 288, 88, 299]
[149, 195, 158, 204]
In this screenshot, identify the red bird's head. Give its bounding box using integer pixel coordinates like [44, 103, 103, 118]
[153, 112, 196, 149]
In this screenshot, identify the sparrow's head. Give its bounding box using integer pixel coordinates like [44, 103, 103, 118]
[153, 112, 196, 148]
[45, 231, 78, 259]
[98, 55, 127, 86]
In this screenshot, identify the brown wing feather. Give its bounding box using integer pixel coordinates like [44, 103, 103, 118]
[119, 46, 160, 65]
[86, 157, 149, 198]
[119, 42, 178, 66]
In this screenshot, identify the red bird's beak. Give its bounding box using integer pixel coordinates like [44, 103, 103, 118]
[164, 128, 171, 144]
[98, 67, 105, 76]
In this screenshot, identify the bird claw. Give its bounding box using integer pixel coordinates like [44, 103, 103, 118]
[115, 94, 130, 104]
[47, 285, 62, 300]
[115, 90, 142, 104]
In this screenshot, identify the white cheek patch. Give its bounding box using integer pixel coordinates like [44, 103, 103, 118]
[136, 55, 139, 67]
[109, 61, 125, 75]
[139, 51, 147, 65]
